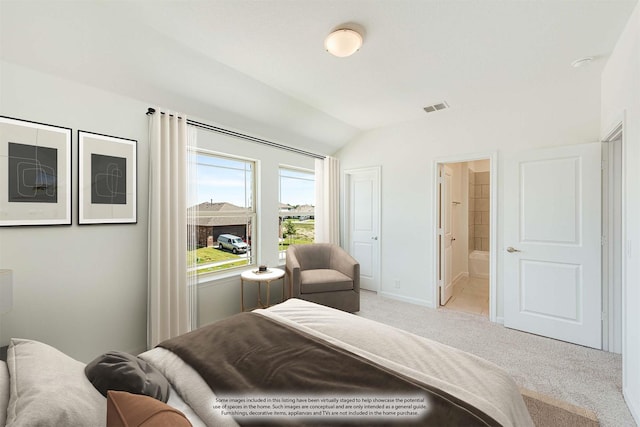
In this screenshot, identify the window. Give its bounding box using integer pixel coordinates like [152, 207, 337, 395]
[278, 167, 315, 258]
[188, 151, 255, 275]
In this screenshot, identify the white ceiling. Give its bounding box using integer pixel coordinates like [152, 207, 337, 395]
[0, 0, 637, 154]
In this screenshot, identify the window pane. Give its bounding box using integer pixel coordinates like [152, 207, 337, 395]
[189, 151, 255, 275]
[196, 154, 253, 210]
[279, 167, 315, 258]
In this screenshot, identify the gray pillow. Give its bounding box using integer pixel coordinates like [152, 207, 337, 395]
[6, 339, 105, 427]
[85, 351, 170, 403]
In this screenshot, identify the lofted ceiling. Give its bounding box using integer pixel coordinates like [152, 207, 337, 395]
[0, 0, 637, 154]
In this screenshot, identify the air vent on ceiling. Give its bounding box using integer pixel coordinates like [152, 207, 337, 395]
[423, 101, 450, 113]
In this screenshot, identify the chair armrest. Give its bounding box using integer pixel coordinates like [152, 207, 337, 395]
[285, 249, 302, 297]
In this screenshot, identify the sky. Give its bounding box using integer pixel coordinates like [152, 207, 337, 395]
[279, 168, 315, 206]
[195, 154, 314, 207]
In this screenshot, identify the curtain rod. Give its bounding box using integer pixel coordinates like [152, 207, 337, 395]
[146, 108, 325, 160]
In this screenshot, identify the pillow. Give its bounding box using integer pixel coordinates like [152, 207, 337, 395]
[85, 350, 170, 402]
[0, 361, 9, 427]
[107, 390, 192, 427]
[5, 338, 106, 426]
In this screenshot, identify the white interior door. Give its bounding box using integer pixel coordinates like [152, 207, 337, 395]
[504, 142, 602, 349]
[346, 167, 380, 292]
[439, 165, 454, 305]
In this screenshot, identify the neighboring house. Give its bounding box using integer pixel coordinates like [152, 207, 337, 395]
[279, 204, 315, 221]
[188, 202, 250, 248]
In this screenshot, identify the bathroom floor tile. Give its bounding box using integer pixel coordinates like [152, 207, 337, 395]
[444, 276, 489, 317]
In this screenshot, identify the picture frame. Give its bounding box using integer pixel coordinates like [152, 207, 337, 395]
[78, 130, 137, 224]
[0, 116, 72, 226]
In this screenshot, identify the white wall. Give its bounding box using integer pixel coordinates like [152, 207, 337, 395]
[601, 2, 640, 423]
[336, 56, 602, 314]
[0, 60, 316, 361]
[0, 61, 149, 361]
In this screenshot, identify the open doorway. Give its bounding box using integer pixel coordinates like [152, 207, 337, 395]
[436, 156, 495, 319]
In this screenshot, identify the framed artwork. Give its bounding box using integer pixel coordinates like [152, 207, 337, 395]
[0, 116, 72, 226]
[78, 131, 137, 224]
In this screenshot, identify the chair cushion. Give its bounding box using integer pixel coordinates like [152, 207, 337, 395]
[300, 269, 354, 293]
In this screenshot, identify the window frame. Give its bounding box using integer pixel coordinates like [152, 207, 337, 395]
[189, 148, 257, 278]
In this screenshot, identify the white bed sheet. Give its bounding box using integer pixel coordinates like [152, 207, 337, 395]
[139, 347, 238, 427]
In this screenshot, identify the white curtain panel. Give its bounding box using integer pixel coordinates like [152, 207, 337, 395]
[186, 126, 199, 332]
[147, 111, 191, 348]
[314, 156, 340, 244]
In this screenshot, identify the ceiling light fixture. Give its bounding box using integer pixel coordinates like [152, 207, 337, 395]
[324, 28, 363, 57]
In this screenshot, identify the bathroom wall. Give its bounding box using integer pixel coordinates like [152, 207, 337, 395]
[468, 160, 491, 252]
[468, 170, 476, 252]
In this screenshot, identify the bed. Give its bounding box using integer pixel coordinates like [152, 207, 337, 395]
[0, 298, 533, 426]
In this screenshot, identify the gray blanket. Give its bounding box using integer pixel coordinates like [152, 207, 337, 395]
[159, 312, 499, 426]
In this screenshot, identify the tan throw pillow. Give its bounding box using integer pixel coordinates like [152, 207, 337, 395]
[107, 390, 192, 427]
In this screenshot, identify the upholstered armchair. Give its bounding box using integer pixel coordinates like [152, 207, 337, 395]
[285, 243, 360, 313]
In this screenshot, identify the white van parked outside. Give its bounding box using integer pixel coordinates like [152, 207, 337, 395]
[217, 234, 248, 254]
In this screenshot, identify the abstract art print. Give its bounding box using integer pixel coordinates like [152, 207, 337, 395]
[0, 116, 71, 226]
[78, 131, 137, 224]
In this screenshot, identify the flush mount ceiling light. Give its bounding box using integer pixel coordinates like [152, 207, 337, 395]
[324, 28, 363, 57]
[571, 56, 594, 68]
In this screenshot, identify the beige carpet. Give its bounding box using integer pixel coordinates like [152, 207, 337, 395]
[357, 290, 635, 427]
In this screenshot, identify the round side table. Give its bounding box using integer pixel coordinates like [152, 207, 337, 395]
[240, 268, 285, 312]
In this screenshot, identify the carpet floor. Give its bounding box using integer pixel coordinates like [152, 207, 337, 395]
[356, 290, 635, 427]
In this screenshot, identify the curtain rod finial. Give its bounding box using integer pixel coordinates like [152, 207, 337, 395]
[146, 107, 156, 115]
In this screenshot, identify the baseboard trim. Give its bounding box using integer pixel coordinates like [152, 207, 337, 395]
[452, 272, 468, 285]
[624, 386, 640, 425]
[378, 291, 433, 308]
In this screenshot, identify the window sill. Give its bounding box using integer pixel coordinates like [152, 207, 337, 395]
[194, 263, 286, 289]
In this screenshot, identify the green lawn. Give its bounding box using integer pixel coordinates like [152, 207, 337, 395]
[195, 259, 249, 274]
[188, 246, 249, 275]
[279, 219, 315, 251]
[188, 246, 241, 264]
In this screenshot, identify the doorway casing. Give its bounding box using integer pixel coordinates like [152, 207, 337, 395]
[433, 152, 498, 322]
[602, 119, 625, 354]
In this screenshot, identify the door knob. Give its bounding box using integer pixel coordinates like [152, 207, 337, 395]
[371, 236, 378, 240]
[506, 246, 521, 253]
